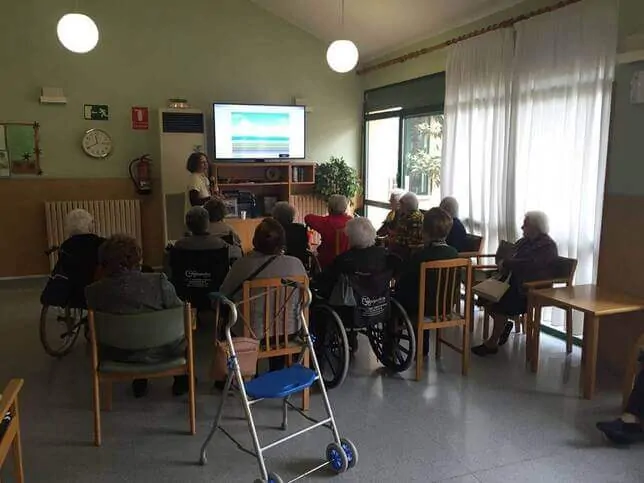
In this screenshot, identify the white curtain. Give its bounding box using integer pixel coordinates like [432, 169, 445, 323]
[442, 29, 515, 253]
[511, 0, 617, 284]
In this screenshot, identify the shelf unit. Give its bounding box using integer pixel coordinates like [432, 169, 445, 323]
[213, 161, 317, 217]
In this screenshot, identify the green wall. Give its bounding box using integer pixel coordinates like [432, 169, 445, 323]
[0, 0, 362, 178]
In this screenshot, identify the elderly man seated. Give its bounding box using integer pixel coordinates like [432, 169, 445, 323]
[439, 197, 467, 252]
[305, 194, 352, 269]
[389, 192, 424, 260]
[204, 198, 242, 247]
[377, 188, 406, 238]
[472, 211, 558, 356]
[272, 201, 309, 265]
[174, 206, 242, 260]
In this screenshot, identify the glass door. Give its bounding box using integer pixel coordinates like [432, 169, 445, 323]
[364, 116, 400, 228]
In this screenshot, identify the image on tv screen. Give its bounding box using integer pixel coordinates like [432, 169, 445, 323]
[214, 104, 305, 160]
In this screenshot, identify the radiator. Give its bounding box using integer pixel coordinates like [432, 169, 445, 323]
[45, 200, 142, 269]
[290, 194, 326, 246]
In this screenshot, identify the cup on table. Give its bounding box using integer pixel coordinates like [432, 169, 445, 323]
[240, 211, 247, 220]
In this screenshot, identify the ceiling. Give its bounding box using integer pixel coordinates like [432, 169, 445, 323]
[250, 0, 526, 62]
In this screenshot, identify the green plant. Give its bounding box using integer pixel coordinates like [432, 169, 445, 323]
[314, 156, 361, 200]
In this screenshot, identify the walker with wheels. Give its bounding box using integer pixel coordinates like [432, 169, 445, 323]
[198, 280, 357, 483]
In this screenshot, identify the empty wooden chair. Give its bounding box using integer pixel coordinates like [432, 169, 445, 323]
[416, 258, 473, 381]
[88, 305, 196, 446]
[0, 379, 24, 483]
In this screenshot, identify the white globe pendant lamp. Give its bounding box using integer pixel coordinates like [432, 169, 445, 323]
[57, 13, 99, 54]
[327, 0, 358, 73]
[326, 40, 359, 73]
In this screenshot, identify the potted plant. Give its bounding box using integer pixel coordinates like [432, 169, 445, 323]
[314, 156, 361, 202]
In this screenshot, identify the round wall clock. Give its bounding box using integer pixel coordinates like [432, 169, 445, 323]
[82, 128, 113, 158]
[265, 166, 281, 181]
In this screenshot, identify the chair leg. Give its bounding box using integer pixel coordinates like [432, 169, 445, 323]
[12, 402, 24, 483]
[188, 370, 196, 435]
[565, 308, 573, 354]
[462, 322, 470, 376]
[416, 325, 424, 382]
[483, 308, 490, 340]
[103, 381, 112, 412]
[301, 351, 310, 411]
[435, 328, 442, 360]
[93, 373, 102, 446]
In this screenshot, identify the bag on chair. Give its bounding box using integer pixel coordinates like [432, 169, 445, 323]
[329, 273, 357, 307]
[209, 256, 278, 381]
[473, 273, 512, 303]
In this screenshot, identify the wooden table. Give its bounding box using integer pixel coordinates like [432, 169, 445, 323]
[526, 284, 644, 399]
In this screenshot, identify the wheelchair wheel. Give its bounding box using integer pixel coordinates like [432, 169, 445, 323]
[310, 303, 349, 389]
[39, 305, 82, 358]
[367, 299, 416, 373]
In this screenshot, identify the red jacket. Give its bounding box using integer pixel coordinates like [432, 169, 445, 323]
[304, 213, 352, 269]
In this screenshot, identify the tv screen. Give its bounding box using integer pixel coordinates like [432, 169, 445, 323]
[213, 103, 305, 160]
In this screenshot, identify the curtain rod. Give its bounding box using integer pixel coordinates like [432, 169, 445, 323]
[356, 0, 583, 76]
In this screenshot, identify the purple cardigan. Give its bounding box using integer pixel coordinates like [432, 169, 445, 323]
[503, 234, 558, 285]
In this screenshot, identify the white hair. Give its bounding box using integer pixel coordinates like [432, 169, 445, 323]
[345, 217, 376, 249]
[399, 192, 419, 211]
[272, 202, 296, 225]
[439, 197, 459, 218]
[390, 188, 406, 201]
[328, 194, 349, 215]
[65, 209, 94, 237]
[525, 211, 549, 234]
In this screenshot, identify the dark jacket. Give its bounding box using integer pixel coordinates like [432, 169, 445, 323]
[503, 234, 558, 287]
[396, 242, 459, 316]
[282, 222, 309, 265]
[57, 233, 105, 307]
[446, 217, 467, 253]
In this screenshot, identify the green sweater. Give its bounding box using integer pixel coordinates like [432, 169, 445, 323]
[396, 243, 459, 316]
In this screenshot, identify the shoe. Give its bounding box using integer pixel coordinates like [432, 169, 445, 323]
[132, 379, 149, 398]
[471, 344, 499, 357]
[171, 375, 190, 396]
[498, 321, 514, 346]
[596, 419, 644, 445]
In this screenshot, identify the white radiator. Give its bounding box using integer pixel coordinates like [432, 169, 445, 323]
[290, 194, 326, 246]
[45, 200, 142, 269]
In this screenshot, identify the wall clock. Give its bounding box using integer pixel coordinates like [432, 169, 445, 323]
[82, 128, 113, 158]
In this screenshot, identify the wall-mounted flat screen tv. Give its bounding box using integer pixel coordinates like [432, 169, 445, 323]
[213, 103, 306, 160]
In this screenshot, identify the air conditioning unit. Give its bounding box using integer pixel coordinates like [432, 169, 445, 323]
[158, 108, 206, 243]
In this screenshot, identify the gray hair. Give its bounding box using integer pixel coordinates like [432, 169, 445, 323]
[345, 217, 376, 249]
[439, 197, 459, 218]
[65, 209, 94, 237]
[185, 206, 209, 235]
[272, 202, 296, 225]
[525, 211, 549, 234]
[399, 192, 419, 211]
[390, 188, 406, 202]
[328, 194, 349, 215]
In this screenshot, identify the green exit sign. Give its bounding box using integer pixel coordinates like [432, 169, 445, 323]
[84, 104, 109, 121]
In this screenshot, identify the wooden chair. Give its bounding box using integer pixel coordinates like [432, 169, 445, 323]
[458, 233, 484, 259]
[240, 276, 311, 410]
[416, 258, 473, 381]
[622, 332, 644, 410]
[88, 305, 196, 446]
[0, 379, 24, 483]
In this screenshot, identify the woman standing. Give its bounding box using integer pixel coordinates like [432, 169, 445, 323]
[185, 152, 218, 209]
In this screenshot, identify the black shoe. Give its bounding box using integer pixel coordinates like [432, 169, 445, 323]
[132, 378, 149, 398]
[498, 321, 514, 346]
[597, 419, 644, 445]
[171, 375, 190, 396]
[471, 344, 499, 357]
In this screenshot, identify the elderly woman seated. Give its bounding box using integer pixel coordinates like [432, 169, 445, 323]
[395, 207, 460, 357]
[376, 188, 406, 238]
[41, 209, 105, 308]
[85, 235, 187, 398]
[472, 211, 558, 356]
[174, 206, 242, 260]
[272, 201, 309, 265]
[389, 192, 424, 260]
[439, 197, 467, 252]
[304, 194, 352, 269]
[204, 198, 242, 247]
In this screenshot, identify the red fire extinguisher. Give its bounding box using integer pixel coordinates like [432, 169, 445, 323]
[129, 154, 152, 195]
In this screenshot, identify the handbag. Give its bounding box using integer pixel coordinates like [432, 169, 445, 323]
[210, 256, 278, 381]
[473, 273, 512, 303]
[329, 273, 356, 307]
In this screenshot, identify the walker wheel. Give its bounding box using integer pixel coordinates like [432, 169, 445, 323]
[326, 442, 348, 474]
[254, 472, 283, 483]
[199, 454, 207, 466]
[340, 438, 358, 469]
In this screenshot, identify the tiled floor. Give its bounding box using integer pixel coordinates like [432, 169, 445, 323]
[1, 278, 642, 482]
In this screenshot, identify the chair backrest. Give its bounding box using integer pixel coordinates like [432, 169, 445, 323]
[91, 306, 186, 351]
[169, 246, 230, 309]
[460, 234, 484, 256]
[552, 256, 577, 284]
[303, 250, 322, 278]
[334, 229, 349, 256]
[418, 258, 472, 322]
[240, 276, 308, 353]
[0, 379, 23, 465]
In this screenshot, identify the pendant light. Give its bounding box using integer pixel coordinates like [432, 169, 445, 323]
[57, 9, 99, 54]
[326, 0, 359, 73]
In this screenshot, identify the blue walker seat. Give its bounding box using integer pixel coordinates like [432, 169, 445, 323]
[245, 364, 318, 399]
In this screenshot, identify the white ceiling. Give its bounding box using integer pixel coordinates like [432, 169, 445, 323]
[250, 0, 526, 61]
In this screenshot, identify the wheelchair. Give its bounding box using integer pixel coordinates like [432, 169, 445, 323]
[309, 270, 416, 389]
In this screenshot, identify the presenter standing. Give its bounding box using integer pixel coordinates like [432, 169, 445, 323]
[185, 152, 218, 210]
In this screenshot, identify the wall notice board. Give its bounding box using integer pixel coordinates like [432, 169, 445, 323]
[0, 122, 41, 177]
